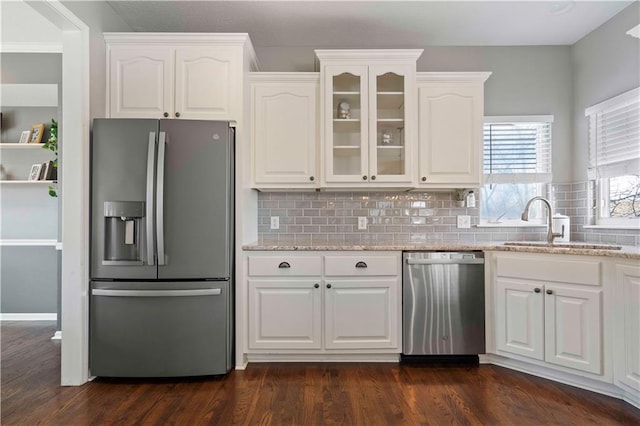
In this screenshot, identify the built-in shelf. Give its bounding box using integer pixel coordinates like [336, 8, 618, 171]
[333, 91, 360, 95]
[0, 180, 56, 184]
[377, 118, 404, 122]
[333, 145, 361, 149]
[0, 239, 58, 247]
[377, 145, 404, 149]
[0, 143, 47, 149]
[377, 91, 403, 95]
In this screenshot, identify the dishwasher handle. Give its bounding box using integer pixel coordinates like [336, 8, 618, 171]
[406, 258, 484, 265]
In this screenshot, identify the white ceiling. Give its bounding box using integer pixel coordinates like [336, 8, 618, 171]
[105, 0, 634, 47]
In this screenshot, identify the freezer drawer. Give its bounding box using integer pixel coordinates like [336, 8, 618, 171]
[90, 281, 231, 377]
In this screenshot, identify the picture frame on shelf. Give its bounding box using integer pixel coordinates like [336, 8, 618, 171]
[28, 163, 42, 181]
[29, 123, 45, 144]
[19, 130, 31, 144]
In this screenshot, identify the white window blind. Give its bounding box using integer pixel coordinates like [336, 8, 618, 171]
[586, 87, 640, 179]
[483, 116, 553, 184]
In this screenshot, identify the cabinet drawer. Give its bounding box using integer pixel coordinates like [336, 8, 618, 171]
[248, 256, 322, 276]
[496, 256, 601, 286]
[324, 255, 398, 276]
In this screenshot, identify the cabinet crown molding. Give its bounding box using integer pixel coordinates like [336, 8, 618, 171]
[315, 49, 423, 63]
[103, 32, 259, 71]
[417, 72, 492, 82]
[250, 72, 320, 83]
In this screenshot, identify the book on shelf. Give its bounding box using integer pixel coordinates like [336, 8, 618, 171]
[39, 160, 57, 181]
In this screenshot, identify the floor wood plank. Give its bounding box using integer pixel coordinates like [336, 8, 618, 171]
[2, 321, 639, 425]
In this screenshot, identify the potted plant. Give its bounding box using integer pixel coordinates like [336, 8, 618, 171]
[453, 189, 466, 207]
[42, 118, 58, 197]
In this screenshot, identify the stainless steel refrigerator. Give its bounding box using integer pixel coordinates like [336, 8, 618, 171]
[90, 119, 234, 377]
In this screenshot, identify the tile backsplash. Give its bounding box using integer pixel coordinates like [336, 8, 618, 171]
[257, 184, 639, 246]
[555, 181, 639, 246]
[257, 191, 547, 245]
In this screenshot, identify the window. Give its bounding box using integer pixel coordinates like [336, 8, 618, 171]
[586, 87, 640, 227]
[481, 116, 553, 225]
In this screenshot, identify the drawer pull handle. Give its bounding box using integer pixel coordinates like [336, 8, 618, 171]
[534, 288, 541, 293]
[355, 261, 368, 268]
[314, 283, 319, 288]
[278, 262, 291, 269]
[546, 289, 553, 295]
[326, 283, 332, 289]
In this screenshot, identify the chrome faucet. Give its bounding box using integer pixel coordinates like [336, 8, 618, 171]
[521, 196, 563, 245]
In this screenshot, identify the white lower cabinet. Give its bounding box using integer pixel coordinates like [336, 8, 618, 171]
[248, 280, 322, 349]
[614, 263, 640, 393]
[245, 251, 401, 355]
[496, 278, 544, 360]
[493, 253, 604, 376]
[324, 279, 397, 349]
[544, 284, 602, 374]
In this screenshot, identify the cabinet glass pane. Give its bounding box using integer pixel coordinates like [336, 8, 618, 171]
[376, 73, 405, 176]
[333, 73, 362, 176]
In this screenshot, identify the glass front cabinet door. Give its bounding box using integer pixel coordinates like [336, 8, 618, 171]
[317, 50, 422, 188]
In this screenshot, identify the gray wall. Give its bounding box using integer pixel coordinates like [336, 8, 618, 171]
[1, 53, 61, 314]
[1, 247, 58, 313]
[571, 2, 640, 182]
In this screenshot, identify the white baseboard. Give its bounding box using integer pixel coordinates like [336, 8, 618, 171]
[247, 353, 400, 363]
[0, 313, 56, 321]
[51, 331, 62, 340]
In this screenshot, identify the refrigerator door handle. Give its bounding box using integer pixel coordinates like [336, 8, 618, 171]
[92, 289, 222, 297]
[156, 131, 166, 265]
[145, 132, 156, 266]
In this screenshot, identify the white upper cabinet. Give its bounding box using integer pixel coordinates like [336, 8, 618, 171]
[316, 50, 422, 188]
[108, 46, 173, 119]
[105, 33, 258, 120]
[416, 73, 491, 188]
[174, 46, 241, 120]
[250, 73, 319, 189]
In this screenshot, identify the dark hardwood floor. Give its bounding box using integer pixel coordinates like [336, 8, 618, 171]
[2, 321, 639, 425]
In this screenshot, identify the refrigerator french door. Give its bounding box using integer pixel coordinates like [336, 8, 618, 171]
[90, 119, 234, 377]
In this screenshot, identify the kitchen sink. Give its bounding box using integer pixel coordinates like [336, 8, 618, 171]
[503, 241, 623, 250]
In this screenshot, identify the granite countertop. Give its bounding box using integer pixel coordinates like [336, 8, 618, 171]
[243, 241, 640, 260]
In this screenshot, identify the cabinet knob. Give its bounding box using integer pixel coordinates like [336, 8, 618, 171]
[546, 289, 553, 295]
[371, 175, 376, 181]
[163, 112, 169, 118]
[314, 283, 319, 289]
[309, 176, 315, 181]
[278, 262, 291, 269]
[326, 283, 332, 289]
[534, 288, 541, 293]
[355, 261, 368, 268]
[362, 175, 368, 180]
[175, 112, 181, 118]
[421, 177, 427, 182]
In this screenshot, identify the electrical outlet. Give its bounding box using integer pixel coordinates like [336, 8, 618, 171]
[358, 217, 367, 230]
[270, 216, 279, 230]
[457, 215, 471, 229]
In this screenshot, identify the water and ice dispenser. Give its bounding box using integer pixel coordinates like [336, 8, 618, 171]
[103, 201, 145, 265]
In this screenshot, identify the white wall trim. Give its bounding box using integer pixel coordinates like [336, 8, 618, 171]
[27, 0, 91, 387]
[1, 43, 62, 53]
[51, 331, 62, 340]
[0, 313, 56, 321]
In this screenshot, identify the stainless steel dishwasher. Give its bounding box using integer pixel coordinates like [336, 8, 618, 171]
[403, 252, 485, 358]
